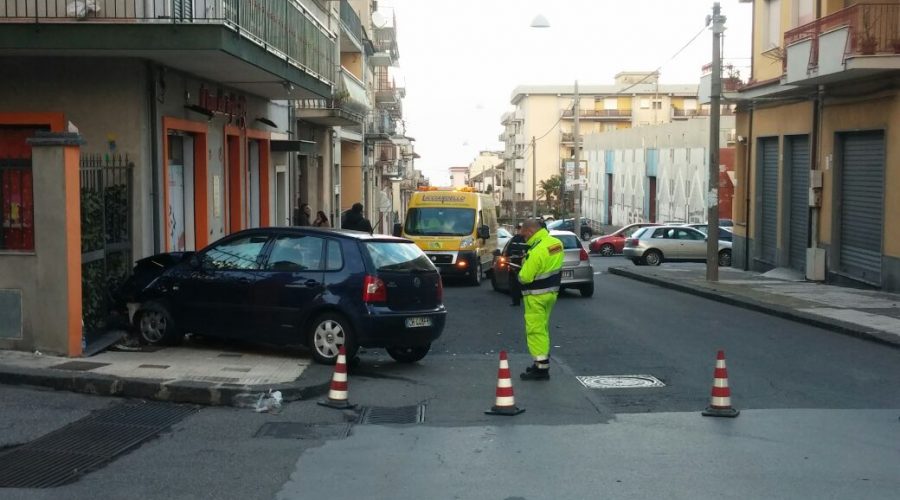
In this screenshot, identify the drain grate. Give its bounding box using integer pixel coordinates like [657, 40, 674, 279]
[576, 375, 666, 389]
[255, 423, 351, 440]
[357, 405, 425, 425]
[50, 361, 110, 372]
[0, 401, 196, 488]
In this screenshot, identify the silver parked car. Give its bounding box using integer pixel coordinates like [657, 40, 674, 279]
[623, 225, 732, 267]
[491, 230, 594, 297]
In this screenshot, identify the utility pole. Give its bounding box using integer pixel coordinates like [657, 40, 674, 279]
[573, 80, 582, 240]
[510, 159, 516, 228]
[532, 136, 537, 220]
[706, 2, 726, 281]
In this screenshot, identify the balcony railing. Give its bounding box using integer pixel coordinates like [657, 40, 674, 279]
[561, 108, 632, 119]
[0, 0, 336, 84]
[560, 132, 582, 143]
[339, 0, 363, 44]
[784, 3, 900, 72]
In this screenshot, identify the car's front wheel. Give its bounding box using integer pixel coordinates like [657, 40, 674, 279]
[386, 344, 431, 363]
[307, 312, 358, 365]
[599, 244, 615, 257]
[135, 301, 181, 346]
[469, 261, 482, 286]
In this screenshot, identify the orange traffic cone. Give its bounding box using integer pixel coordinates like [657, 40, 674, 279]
[318, 346, 356, 410]
[485, 351, 525, 416]
[702, 350, 740, 418]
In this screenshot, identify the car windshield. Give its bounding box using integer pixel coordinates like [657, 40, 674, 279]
[621, 225, 644, 237]
[404, 208, 475, 236]
[497, 227, 511, 238]
[556, 234, 580, 249]
[365, 242, 434, 272]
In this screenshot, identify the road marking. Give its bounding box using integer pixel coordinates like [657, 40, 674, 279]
[593, 272, 603, 275]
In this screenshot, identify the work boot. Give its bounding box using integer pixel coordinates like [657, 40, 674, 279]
[520, 365, 549, 380]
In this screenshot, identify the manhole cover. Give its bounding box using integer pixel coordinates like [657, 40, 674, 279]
[576, 375, 665, 389]
[50, 361, 110, 372]
[255, 423, 350, 440]
[0, 401, 196, 488]
[357, 405, 425, 425]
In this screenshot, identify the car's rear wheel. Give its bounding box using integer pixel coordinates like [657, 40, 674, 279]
[491, 269, 502, 292]
[643, 249, 663, 266]
[469, 261, 482, 286]
[718, 249, 732, 267]
[135, 301, 181, 346]
[386, 344, 431, 363]
[599, 244, 615, 257]
[308, 312, 358, 365]
[579, 282, 594, 297]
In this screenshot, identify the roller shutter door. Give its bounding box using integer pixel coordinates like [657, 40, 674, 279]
[759, 138, 778, 264]
[788, 136, 809, 272]
[839, 132, 884, 285]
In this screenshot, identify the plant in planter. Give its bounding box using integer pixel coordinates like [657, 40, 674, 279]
[858, 10, 878, 55]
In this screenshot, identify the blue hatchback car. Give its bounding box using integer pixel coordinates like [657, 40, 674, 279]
[122, 228, 447, 364]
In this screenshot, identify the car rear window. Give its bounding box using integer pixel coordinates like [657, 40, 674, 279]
[365, 241, 434, 272]
[557, 234, 580, 249]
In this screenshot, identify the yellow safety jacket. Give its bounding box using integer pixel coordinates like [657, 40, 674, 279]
[518, 228, 564, 295]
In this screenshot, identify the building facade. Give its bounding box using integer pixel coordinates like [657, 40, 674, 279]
[583, 117, 736, 226]
[500, 72, 702, 219]
[731, 0, 900, 292]
[466, 151, 504, 207]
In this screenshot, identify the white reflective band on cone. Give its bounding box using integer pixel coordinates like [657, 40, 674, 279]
[713, 379, 729, 388]
[716, 360, 726, 368]
[332, 372, 347, 382]
[499, 360, 509, 369]
[494, 396, 515, 406]
[328, 390, 348, 399]
[710, 396, 731, 407]
[497, 379, 512, 388]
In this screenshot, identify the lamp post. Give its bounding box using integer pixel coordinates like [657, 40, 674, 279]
[530, 14, 550, 221]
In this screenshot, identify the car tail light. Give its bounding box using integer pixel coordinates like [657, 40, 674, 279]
[362, 275, 387, 304]
[579, 248, 589, 261]
[497, 256, 507, 268]
[625, 238, 639, 247]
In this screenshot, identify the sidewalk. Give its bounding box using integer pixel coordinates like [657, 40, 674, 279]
[0, 337, 331, 406]
[607, 264, 900, 347]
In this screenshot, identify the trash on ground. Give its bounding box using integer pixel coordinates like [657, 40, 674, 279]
[254, 390, 283, 413]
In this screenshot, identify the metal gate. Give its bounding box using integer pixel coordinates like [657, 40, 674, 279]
[759, 138, 779, 264]
[80, 154, 133, 349]
[839, 132, 884, 285]
[788, 136, 809, 272]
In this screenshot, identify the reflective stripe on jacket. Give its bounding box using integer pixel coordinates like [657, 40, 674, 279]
[518, 228, 564, 295]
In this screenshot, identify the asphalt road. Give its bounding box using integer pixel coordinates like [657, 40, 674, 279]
[3, 255, 900, 499]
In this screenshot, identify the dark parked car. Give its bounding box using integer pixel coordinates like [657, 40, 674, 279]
[491, 230, 594, 297]
[120, 228, 446, 364]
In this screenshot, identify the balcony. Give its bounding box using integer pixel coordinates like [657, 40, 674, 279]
[366, 111, 398, 139]
[0, 0, 335, 99]
[784, 3, 900, 86]
[561, 109, 632, 120]
[370, 23, 399, 66]
[296, 69, 368, 125]
[339, 0, 363, 52]
[560, 132, 582, 144]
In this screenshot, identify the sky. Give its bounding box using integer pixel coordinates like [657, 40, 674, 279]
[377, 0, 754, 186]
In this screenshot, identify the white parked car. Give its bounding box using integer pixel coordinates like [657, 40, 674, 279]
[496, 227, 512, 251]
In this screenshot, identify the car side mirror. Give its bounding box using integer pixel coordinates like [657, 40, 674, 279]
[392, 223, 402, 237]
[477, 225, 490, 240]
[492, 248, 501, 257]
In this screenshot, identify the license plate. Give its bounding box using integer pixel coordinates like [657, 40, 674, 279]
[405, 316, 432, 328]
[562, 270, 574, 279]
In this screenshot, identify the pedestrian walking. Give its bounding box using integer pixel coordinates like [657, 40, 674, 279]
[341, 202, 373, 233]
[508, 223, 526, 307]
[313, 210, 330, 227]
[293, 200, 311, 226]
[515, 218, 563, 380]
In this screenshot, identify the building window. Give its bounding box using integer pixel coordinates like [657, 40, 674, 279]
[0, 126, 39, 252]
[652, 100, 663, 110]
[765, 0, 782, 49]
[793, 0, 814, 27]
[604, 98, 617, 110]
[640, 98, 650, 109]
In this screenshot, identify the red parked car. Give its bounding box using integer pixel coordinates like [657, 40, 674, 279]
[589, 223, 658, 256]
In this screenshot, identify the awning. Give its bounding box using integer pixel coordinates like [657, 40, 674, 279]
[271, 140, 317, 154]
[342, 72, 371, 111]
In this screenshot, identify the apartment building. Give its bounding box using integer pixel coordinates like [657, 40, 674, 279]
[583, 117, 736, 226]
[466, 151, 505, 207]
[449, 166, 469, 188]
[500, 72, 701, 218]
[731, 0, 900, 292]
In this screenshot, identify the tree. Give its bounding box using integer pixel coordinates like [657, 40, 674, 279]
[537, 175, 563, 215]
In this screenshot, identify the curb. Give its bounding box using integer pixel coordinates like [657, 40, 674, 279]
[0, 363, 333, 407]
[607, 267, 900, 349]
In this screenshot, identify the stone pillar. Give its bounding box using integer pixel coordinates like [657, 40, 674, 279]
[28, 132, 84, 356]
